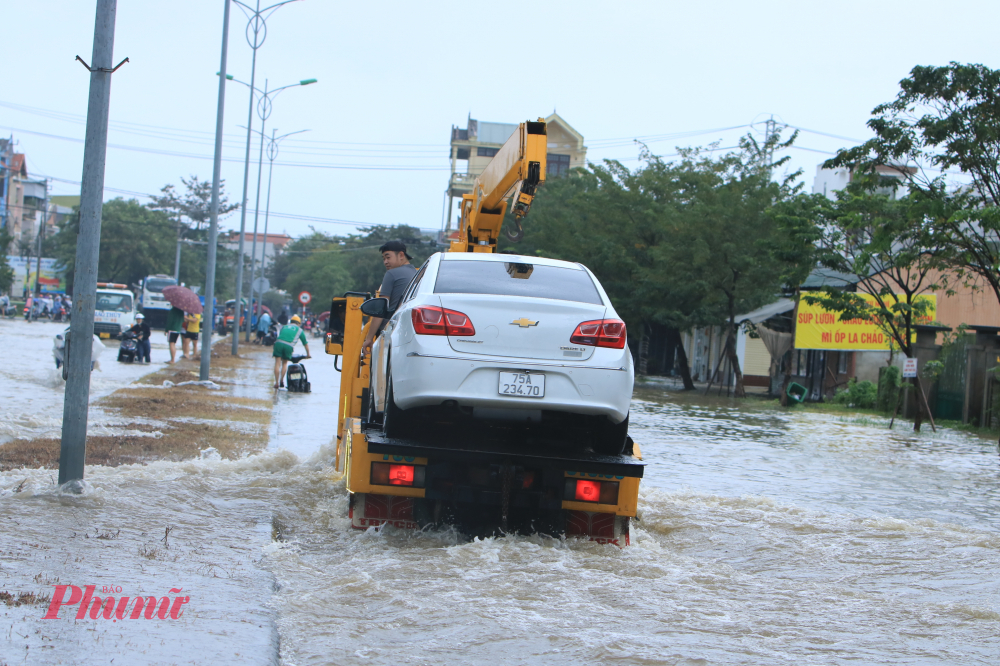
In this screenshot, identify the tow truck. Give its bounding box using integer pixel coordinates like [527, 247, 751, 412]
[324, 119, 643, 545]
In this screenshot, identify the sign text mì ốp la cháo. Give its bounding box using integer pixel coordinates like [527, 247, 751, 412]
[794, 294, 936, 351]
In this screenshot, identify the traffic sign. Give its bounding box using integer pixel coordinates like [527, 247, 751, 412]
[252, 277, 270, 293]
[298, 291, 312, 305]
[902, 357, 918, 378]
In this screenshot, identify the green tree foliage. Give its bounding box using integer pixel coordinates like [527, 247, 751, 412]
[506, 132, 812, 394]
[827, 62, 1000, 307]
[0, 224, 14, 293]
[50, 199, 175, 290]
[268, 225, 437, 312]
[785, 181, 951, 360]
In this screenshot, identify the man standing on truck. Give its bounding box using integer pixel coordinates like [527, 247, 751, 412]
[361, 240, 416, 356]
[273, 314, 310, 389]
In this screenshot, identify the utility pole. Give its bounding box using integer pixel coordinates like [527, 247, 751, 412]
[173, 219, 183, 282]
[59, 0, 124, 487]
[201, 0, 232, 382]
[34, 178, 48, 294]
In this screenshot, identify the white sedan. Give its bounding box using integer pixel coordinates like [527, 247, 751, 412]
[365, 252, 634, 454]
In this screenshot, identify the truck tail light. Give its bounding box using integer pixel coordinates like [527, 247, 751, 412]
[565, 478, 620, 505]
[412, 306, 475, 337]
[371, 462, 426, 487]
[569, 319, 626, 349]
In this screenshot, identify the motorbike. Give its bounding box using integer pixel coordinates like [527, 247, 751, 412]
[262, 322, 278, 347]
[1, 302, 15, 318]
[117, 331, 139, 363]
[286, 354, 311, 393]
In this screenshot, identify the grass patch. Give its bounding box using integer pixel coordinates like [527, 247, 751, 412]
[0, 591, 51, 607]
[100, 387, 270, 423]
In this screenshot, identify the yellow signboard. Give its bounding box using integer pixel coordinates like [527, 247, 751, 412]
[794, 294, 937, 351]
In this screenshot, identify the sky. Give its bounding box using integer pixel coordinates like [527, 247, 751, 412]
[2, 0, 999, 241]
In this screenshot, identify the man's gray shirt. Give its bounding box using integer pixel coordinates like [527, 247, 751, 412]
[379, 264, 417, 313]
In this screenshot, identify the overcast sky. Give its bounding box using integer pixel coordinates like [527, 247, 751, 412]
[3, 0, 998, 240]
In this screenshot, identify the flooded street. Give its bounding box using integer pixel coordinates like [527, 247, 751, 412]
[2, 340, 999, 664]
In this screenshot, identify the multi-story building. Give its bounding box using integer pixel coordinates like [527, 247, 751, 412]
[444, 113, 587, 231]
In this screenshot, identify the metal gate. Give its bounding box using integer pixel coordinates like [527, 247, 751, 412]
[935, 335, 970, 421]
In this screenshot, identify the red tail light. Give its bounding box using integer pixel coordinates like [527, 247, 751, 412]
[575, 479, 601, 502]
[569, 319, 626, 349]
[411, 306, 475, 336]
[371, 462, 426, 487]
[566, 478, 620, 504]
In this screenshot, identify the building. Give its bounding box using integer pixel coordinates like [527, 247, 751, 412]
[444, 113, 587, 231]
[221, 231, 292, 272]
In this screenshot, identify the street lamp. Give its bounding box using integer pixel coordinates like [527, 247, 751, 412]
[229, 0, 302, 356]
[245, 127, 309, 324]
[227, 75, 316, 341]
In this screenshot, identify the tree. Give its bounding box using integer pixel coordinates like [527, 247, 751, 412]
[827, 62, 1000, 308]
[786, 181, 952, 430]
[267, 225, 437, 311]
[504, 132, 813, 395]
[49, 198, 176, 291]
[0, 225, 14, 293]
[148, 176, 237, 232]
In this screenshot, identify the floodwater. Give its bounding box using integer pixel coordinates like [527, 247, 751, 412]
[2, 329, 999, 665]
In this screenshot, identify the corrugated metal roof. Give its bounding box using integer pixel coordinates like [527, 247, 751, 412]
[736, 298, 795, 324]
[801, 267, 859, 289]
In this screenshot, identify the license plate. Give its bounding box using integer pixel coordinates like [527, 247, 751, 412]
[99, 332, 110, 339]
[498, 372, 545, 398]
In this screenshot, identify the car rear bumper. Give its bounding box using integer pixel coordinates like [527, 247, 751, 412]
[392, 350, 632, 423]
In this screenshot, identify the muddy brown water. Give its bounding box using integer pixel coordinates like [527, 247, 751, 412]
[2, 354, 998, 665]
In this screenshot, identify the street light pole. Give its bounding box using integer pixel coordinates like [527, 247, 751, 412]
[230, 0, 300, 356]
[253, 127, 308, 323]
[59, 0, 120, 487]
[201, 0, 231, 382]
[233, 78, 315, 341]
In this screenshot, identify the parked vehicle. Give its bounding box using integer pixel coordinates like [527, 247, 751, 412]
[94, 283, 137, 340]
[117, 331, 139, 363]
[138, 275, 177, 329]
[262, 322, 278, 347]
[286, 354, 311, 393]
[367, 252, 634, 454]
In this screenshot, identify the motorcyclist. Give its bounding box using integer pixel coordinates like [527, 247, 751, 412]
[127, 313, 152, 363]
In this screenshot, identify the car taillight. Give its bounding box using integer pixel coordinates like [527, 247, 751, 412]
[371, 462, 426, 487]
[411, 306, 475, 336]
[569, 319, 626, 349]
[565, 478, 620, 504]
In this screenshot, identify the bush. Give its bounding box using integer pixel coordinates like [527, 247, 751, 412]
[832, 378, 878, 409]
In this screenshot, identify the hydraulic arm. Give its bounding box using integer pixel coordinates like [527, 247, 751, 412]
[450, 119, 548, 253]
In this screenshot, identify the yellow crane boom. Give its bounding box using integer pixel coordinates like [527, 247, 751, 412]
[449, 119, 548, 253]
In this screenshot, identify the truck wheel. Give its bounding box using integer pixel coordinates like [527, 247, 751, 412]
[594, 413, 629, 456]
[382, 370, 409, 439]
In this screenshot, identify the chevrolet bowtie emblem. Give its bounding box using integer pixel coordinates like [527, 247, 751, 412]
[511, 318, 538, 328]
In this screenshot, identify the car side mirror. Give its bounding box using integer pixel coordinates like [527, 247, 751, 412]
[360, 297, 390, 318]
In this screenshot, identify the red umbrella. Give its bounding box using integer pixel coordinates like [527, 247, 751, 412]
[318, 311, 330, 321]
[260, 305, 272, 316]
[161, 285, 203, 314]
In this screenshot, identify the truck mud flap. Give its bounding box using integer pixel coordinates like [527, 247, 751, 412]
[350, 493, 419, 530]
[565, 511, 630, 547]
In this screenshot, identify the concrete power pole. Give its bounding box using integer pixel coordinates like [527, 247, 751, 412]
[201, 0, 232, 382]
[34, 178, 48, 294]
[59, 0, 122, 487]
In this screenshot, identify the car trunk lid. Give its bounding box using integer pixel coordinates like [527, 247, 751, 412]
[436, 295, 604, 361]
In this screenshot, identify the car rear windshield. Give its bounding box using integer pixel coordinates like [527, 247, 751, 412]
[434, 260, 603, 305]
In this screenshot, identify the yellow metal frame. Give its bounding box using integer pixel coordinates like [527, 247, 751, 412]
[561, 473, 641, 517]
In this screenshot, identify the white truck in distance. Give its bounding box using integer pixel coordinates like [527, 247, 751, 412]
[139, 274, 177, 329]
[94, 282, 137, 339]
